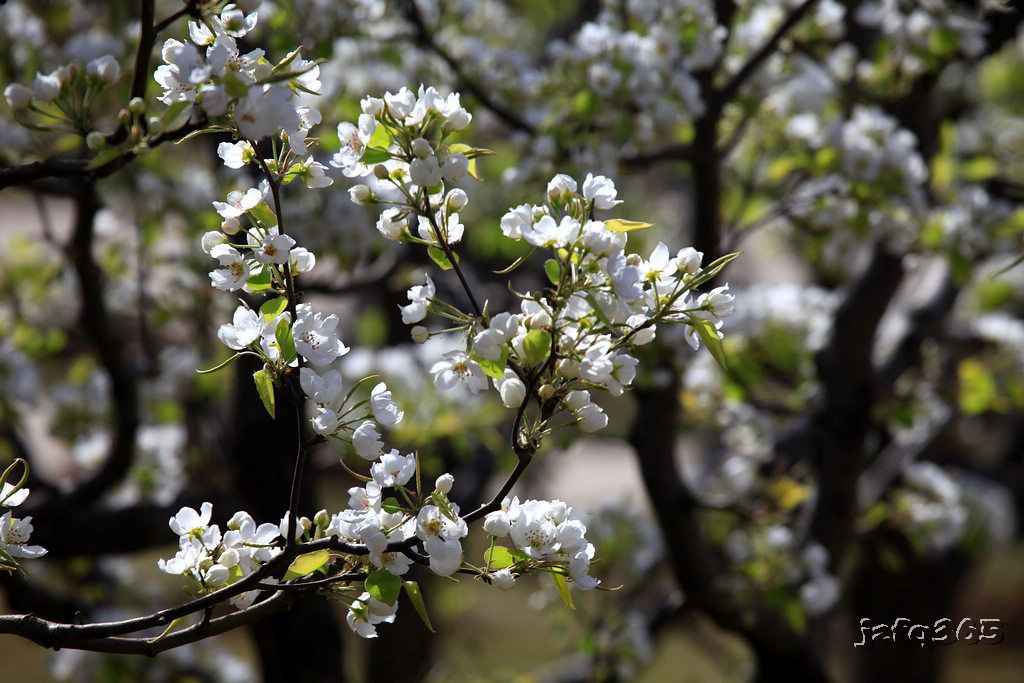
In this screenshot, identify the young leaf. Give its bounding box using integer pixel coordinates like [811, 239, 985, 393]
[246, 265, 273, 292]
[253, 366, 276, 419]
[605, 219, 653, 233]
[249, 202, 278, 229]
[427, 246, 455, 270]
[283, 550, 331, 581]
[484, 546, 516, 570]
[552, 572, 575, 610]
[360, 148, 391, 165]
[691, 317, 727, 370]
[381, 496, 403, 514]
[431, 490, 458, 522]
[366, 569, 402, 606]
[472, 350, 507, 380]
[403, 581, 436, 633]
[544, 258, 561, 285]
[523, 329, 551, 367]
[260, 297, 289, 320]
[275, 319, 297, 364]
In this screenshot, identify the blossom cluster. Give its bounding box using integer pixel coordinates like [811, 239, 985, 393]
[0, 463, 46, 573]
[158, 503, 282, 608]
[722, 524, 840, 619]
[482, 497, 600, 591]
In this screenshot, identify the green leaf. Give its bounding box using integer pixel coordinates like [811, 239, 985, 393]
[605, 219, 653, 232]
[431, 490, 459, 522]
[260, 297, 288, 320]
[552, 572, 575, 610]
[275, 319, 297, 364]
[958, 358, 998, 415]
[472, 350, 507, 380]
[691, 317, 727, 370]
[403, 581, 435, 633]
[366, 569, 402, 606]
[367, 124, 391, 150]
[222, 73, 249, 99]
[246, 264, 273, 292]
[544, 258, 561, 285]
[253, 366, 276, 418]
[160, 100, 191, 127]
[484, 546, 516, 569]
[360, 147, 391, 164]
[427, 246, 455, 270]
[523, 329, 551, 367]
[381, 496, 402, 514]
[249, 202, 278, 228]
[283, 550, 331, 581]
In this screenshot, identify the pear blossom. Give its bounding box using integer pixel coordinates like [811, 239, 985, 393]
[292, 304, 349, 367]
[370, 450, 417, 488]
[431, 351, 488, 394]
[352, 421, 384, 460]
[370, 382, 404, 426]
[218, 141, 255, 169]
[213, 187, 263, 219]
[400, 275, 435, 324]
[208, 244, 250, 292]
[218, 306, 265, 350]
[416, 504, 468, 576]
[376, 208, 406, 241]
[582, 173, 622, 210]
[346, 592, 397, 638]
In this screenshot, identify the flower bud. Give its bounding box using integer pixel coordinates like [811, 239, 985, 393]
[446, 188, 468, 211]
[147, 117, 164, 135]
[85, 131, 106, 150]
[411, 137, 432, 158]
[348, 184, 373, 205]
[299, 516, 312, 534]
[128, 97, 146, 114]
[32, 71, 62, 103]
[411, 326, 429, 343]
[483, 511, 511, 537]
[490, 568, 516, 589]
[373, 164, 390, 180]
[3, 83, 32, 110]
[435, 473, 454, 494]
[546, 173, 577, 204]
[219, 548, 240, 568]
[314, 509, 331, 527]
[206, 564, 229, 586]
[86, 55, 121, 86]
[538, 383, 555, 400]
[221, 216, 241, 235]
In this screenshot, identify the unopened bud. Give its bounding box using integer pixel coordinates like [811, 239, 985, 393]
[147, 117, 164, 135]
[128, 97, 146, 114]
[435, 473, 454, 494]
[85, 131, 106, 150]
[538, 384, 555, 400]
[221, 216, 241, 235]
[411, 326, 429, 343]
[314, 509, 330, 527]
[373, 164, 390, 180]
